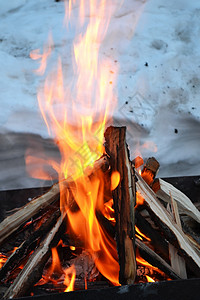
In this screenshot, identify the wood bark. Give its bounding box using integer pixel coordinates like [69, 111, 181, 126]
[104, 126, 136, 285]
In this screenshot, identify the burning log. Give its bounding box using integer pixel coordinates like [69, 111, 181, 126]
[136, 170, 200, 276]
[104, 126, 136, 285]
[2, 214, 66, 299]
[0, 209, 60, 282]
[0, 184, 60, 247]
[136, 238, 181, 280]
[0, 156, 109, 247]
[141, 157, 160, 186]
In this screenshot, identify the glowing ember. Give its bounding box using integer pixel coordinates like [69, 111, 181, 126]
[0, 253, 7, 268]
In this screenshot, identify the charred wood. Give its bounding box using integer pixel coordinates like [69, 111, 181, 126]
[2, 214, 66, 299]
[136, 238, 181, 280]
[135, 211, 169, 262]
[0, 210, 60, 283]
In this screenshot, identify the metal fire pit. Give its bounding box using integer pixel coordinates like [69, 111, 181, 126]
[0, 175, 200, 300]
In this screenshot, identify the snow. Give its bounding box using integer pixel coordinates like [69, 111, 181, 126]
[0, 0, 200, 189]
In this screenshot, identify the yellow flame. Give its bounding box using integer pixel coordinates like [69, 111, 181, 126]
[64, 265, 76, 292]
[135, 226, 151, 242]
[146, 275, 155, 282]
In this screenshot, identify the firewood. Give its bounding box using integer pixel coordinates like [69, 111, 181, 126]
[104, 126, 136, 285]
[0, 156, 109, 247]
[135, 238, 181, 280]
[167, 201, 187, 279]
[0, 209, 60, 282]
[153, 178, 200, 251]
[168, 243, 187, 279]
[155, 178, 200, 223]
[135, 211, 169, 262]
[180, 218, 200, 251]
[135, 170, 200, 276]
[0, 185, 60, 247]
[141, 157, 160, 186]
[2, 214, 66, 299]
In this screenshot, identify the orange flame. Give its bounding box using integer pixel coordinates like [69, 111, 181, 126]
[136, 249, 163, 275]
[135, 226, 151, 242]
[31, 0, 120, 288]
[141, 169, 154, 186]
[49, 247, 63, 275]
[34, 0, 117, 181]
[0, 253, 7, 268]
[104, 199, 115, 223]
[110, 171, 120, 191]
[64, 265, 76, 292]
[135, 191, 145, 208]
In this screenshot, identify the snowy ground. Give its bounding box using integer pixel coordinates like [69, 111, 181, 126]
[0, 0, 200, 190]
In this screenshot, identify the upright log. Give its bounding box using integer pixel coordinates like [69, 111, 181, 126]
[104, 126, 136, 285]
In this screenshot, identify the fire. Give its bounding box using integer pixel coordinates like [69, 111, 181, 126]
[104, 199, 115, 223]
[110, 171, 120, 191]
[136, 249, 164, 276]
[34, 0, 118, 183]
[146, 275, 155, 282]
[0, 253, 7, 268]
[141, 169, 154, 186]
[135, 226, 151, 242]
[64, 265, 76, 292]
[135, 191, 145, 208]
[31, 0, 120, 289]
[49, 247, 63, 275]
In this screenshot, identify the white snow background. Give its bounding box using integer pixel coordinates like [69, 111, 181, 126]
[0, 0, 200, 190]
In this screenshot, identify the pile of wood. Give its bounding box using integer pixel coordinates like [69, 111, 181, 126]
[0, 126, 199, 299]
